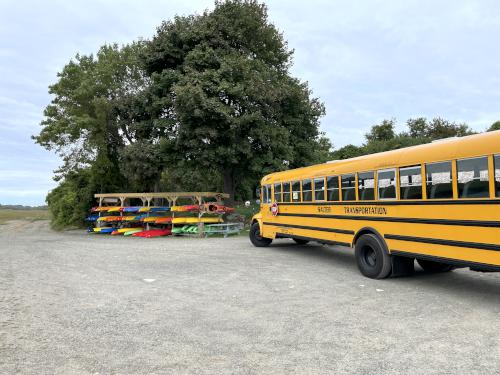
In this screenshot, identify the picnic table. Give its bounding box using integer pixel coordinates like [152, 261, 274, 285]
[204, 223, 243, 238]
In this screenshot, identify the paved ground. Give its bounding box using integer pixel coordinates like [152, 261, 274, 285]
[0, 220, 499, 374]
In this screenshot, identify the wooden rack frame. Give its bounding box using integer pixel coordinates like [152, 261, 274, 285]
[94, 192, 230, 237]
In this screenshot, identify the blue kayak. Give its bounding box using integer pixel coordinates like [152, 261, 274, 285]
[149, 207, 170, 212]
[123, 206, 142, 212]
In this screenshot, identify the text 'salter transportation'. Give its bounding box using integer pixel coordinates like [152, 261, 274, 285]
[250, 131, 500, 279]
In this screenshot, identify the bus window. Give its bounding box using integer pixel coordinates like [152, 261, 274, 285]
[457, 157, 489, 198]
[326, 176, 339, 201]
[495, 155, 500, 197]
[341, 174, 356, 201]
[378, 169, 396, 199]
[274, 183, 282, 202]
[358, 171, 375, 200]
[292, 181, 301, 202]
[400, 166, 422, 199]
[314, 177, 325, 201]
[426, 161, 453, 199]
[302, 179, 312, 201]
[283, 182, 291, 202]
[262, 185, 267, 204]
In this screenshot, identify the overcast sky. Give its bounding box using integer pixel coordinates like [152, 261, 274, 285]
[1, 0, 499, 205]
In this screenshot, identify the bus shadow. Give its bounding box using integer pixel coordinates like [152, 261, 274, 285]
[400, 268, 500, 304]
[269, 240, 359, 274]
[269, 240, 500, 304]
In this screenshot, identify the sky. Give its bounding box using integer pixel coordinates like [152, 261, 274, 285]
[1, 0, 499, 205]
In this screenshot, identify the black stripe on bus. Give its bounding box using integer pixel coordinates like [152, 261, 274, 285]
[263, 222, 354, 235]
[384, 234, 500, 252]
[277, 199, 500, 206]
[276, 233, 351, 248]
[391, 250, 500, 272]
[277, 213, 500, 228]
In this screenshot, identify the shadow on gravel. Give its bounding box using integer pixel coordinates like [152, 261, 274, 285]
[267, 241, 500, 305]
[268, 241, 359, 274]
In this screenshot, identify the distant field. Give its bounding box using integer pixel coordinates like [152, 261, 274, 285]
[0, 209, 50, 224]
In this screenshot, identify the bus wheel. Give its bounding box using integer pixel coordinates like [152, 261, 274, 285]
[249, 222, 272, 247]
[293, 238, 309, 245]
[417, 259, 454, 273]
[355, 234, 392, 279]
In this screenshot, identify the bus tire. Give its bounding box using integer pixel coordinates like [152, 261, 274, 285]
[293, 238, 309, 245]
[417, 259, 454, 273]
[355, 234, 392, 279]
[249, 222, 272, 247]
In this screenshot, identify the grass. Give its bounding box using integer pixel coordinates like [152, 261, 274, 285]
[0, 209, 50, 224]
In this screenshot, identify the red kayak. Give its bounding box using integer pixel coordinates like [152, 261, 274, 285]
[132, 229, 172, 238]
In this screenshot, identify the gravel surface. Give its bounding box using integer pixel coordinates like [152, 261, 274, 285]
[0, 220, 499, 374]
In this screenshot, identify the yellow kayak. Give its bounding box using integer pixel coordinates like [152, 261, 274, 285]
[122, 215, 140, 221]
[94, 206, 120, 212]
[115, 227, 142, 233]
[142, 217, 159, 223]
[97, 216, 122, 222]
[172, 217, 222, 224]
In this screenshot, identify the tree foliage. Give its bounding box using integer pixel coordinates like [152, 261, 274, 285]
[488, 121, 500, 132]
[143, 0, 330, 200]
[34, 0, 331, 227]
[331, 117, 475, 160]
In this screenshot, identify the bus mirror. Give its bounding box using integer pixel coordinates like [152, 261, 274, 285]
[255, 199, 261, 205]
[255, 187, 261, 198]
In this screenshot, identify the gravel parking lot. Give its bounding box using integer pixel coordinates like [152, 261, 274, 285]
[1, 220, 499, 374]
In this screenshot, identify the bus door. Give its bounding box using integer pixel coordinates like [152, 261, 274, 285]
[261, 184, 272, 220]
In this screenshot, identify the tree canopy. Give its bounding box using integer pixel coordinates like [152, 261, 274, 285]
[331, 117, 476, 160]
[34, 0, 331, 227]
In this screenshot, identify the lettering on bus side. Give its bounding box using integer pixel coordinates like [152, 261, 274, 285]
[317, 206, 332, 213]
[344, 206, 388, 215]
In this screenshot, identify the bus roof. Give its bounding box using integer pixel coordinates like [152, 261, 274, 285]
[261, 130, 500, 184]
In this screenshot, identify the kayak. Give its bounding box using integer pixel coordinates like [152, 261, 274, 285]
[85, 215, 99, 222]
[111, 227, 142, 235]
[141, 217, 160, 223]
[121, 215, 142, 221]
[94, 206, 120, 212]
[93, 227, 114, 234]
[132, 229, 172, 238]
[172, 227, 184, 234]
[92, 227, 112, 232]
[123, 206, 142, 212]
[155, 217, 173, 224]
[172, 217, 222, 224]
[171, 205, 199, 212]
[123, 229, 144, 236]
[149, 206, 170, 212]
[97, 216, 123, 222]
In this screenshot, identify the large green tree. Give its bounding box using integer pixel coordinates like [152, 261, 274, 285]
[143, 0, 330, 201]
[36, 0, 332, 226]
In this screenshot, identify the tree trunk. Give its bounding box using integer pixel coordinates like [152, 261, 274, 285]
[223, 169, 235, 205]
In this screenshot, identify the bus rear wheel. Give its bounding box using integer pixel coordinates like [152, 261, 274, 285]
[355, 234, 392, 279]
[249, 222, 272, 247]
[417, 259, 454, 273]
[293, 238, 309, 245]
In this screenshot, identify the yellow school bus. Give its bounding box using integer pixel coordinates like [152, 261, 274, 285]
[250, 131, 500, 279]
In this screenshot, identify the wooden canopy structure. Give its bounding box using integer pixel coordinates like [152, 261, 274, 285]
[94, 192, 229, 207]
